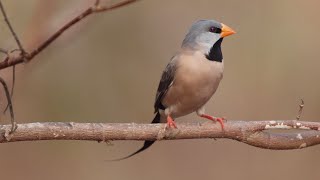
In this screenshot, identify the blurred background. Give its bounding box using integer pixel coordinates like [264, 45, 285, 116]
[0, 0, 320, 179]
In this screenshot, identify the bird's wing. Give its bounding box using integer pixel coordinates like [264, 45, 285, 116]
[154, 55, 178, 113]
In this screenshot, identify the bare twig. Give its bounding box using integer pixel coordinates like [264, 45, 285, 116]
[0, 120, 319, 150]
[0, 49, 15, 129]
[0, 0, 26, 55]
[0, 0, 138, 125]
[3, 65, 15, 114]
[0, 0, 138, 70]
[0, 77, 16, 133]
[93, 0, 138, 12]
[296, 99, 304, 120]
[0, 51, 20, 114]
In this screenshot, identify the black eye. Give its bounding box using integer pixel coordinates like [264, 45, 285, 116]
[209, 26, 221, 33]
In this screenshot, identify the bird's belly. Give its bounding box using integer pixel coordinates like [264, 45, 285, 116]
[163, 62, 223, 118]
[172, 79, 220, 117]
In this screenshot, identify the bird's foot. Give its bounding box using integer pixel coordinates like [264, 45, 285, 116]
[200, 114, 225, 130]
[166, 115, 177, 129]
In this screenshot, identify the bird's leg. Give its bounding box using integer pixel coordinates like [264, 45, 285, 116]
[166, 115, 177, 128]
[196, 107, 225, 130]
[200, 114, 225, 130]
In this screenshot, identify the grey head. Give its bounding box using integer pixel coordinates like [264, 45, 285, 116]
[181, 19, 235, 61]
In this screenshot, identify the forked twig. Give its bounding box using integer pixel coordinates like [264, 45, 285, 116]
[0, 77, 16, 133]
[0, 0, 23, 117]
[2, 49, 20, 114]
[0, 0, 139, 70]
[3, 65, 15, 113]
[0, 0, 138, 131]
[0, 49, 15, 120]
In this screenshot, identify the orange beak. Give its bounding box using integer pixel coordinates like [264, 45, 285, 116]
[221, 23, 236, 38]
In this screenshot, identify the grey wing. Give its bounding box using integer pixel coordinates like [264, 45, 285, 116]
[154, 56, 178, 113]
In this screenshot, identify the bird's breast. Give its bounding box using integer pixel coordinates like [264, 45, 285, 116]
[162, 52, 224, 117]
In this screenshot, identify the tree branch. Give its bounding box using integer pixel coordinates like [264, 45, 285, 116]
[0, 0, 138, 70]
[1, 120, 320, 150]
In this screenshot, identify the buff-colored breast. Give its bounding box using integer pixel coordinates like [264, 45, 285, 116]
[162, 51, 224, 118]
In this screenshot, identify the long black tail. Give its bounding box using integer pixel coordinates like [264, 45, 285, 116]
[110, 112, 160, 161]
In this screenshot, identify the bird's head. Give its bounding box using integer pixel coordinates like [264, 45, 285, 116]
[182, 20, 236, 62]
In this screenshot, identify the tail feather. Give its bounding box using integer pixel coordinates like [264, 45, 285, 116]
[109, 112, 160, 161]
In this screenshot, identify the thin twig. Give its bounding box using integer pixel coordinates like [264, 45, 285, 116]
[93, 0, 138, 12]
[0, 49, 14, 119]
[296, 99, 305, 120]
[3, 65, 15, 113]
[0, 0, 24, 116]
[0, 77, 16, 133]
[0, 0, 138, 70]
[1, 49, 20, 114]
[0, 0, 26, 55]
[0, 120, 319, 150]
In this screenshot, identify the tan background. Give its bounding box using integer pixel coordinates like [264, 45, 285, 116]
[0, 0, 320, 179]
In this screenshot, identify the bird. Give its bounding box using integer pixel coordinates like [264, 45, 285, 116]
[116, 19, 235, 160]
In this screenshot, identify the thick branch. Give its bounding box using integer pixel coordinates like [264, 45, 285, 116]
[1, 120, 320, 150]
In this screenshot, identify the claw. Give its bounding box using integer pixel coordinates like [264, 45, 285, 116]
[200, 114, 225, 130]
[166, 115, 177, 128]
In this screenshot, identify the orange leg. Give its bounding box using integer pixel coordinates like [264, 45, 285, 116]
[200, 114, 225, 130]
[166, 115, 177, 128]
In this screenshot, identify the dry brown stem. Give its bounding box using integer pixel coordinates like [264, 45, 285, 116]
[1, 120, 319, 150]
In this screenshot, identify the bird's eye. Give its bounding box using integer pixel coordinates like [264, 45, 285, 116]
[209, 26, 221, 33]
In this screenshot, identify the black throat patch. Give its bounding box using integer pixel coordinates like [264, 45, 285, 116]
[205, 38, 223, 62]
